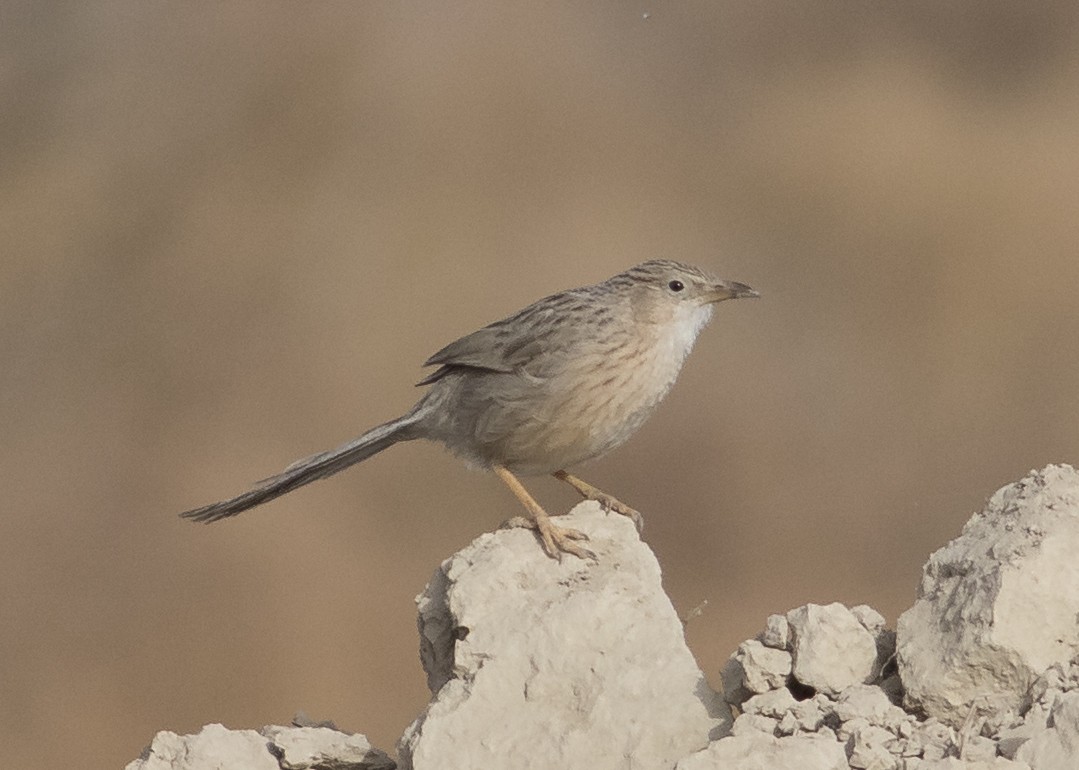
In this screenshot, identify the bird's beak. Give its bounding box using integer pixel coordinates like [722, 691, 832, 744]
[706, 280, 760, 303]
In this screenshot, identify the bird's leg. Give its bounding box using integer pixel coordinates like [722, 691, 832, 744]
[493, 466, 595, 561]
[553, 470, 644, 532]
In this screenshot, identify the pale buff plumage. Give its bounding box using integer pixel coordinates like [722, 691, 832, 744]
[181, 259, 758, 559]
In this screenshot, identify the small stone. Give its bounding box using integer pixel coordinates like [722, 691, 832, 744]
[902, 758, 1030, 769]
[909, 718, 956, 762]
[791, 698, 826, 732]
[675, 731, 849, 770]
[787, 603, 881, 696]
[959, 734, 998, 764]
[742, 688, 797, 719]
[731, 713, 780, 736]
[838, 717, 871, 743]
[847, 723, 900, 770]
[762, 614, 791, 649]
[834, 684, 910, 734]
[1015, 689, 1079, 768]
[776, 711, 799, 736]
[126, 724, 282, 770]
[851, 605, 887, 634]
[721, 639, 793, 704]
[262, 725, 395, 770]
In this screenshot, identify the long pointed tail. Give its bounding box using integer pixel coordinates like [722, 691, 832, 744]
[180, 410, 424, 523]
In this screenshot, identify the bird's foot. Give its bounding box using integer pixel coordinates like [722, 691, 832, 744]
[501, 516, 596, 562]
[552, 471, 645, 532]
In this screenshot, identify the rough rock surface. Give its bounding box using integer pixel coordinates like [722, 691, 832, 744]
[125, 722, 394, 770]
[708, 602, 1077, 769]
[897, 464, 1079, 728]
[127, 464, 1079, 770]
[398, 502, 729, 770]
[788, 603, 884, 696]
[675, 730, 849, 770]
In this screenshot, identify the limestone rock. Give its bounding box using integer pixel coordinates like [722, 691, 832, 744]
[742, 688, 797, 719]
[897, 465, 1079, 728]
[126, 465, 1079, 770]
[761, 613, 790, 649]
[125, 723, 395, 770]
[125, 724, 279, 770]
[721, 638, 792, 703]
[1014, 689, 1079, 769]
[398, 502, 729, 770]
[834, 685, 909, 733]
[845, 722, 899, 770]
[263, 725, 396, 769]
[903, 759, 1031, 770]
[675, 730, 848, 770]
[788, 603, 881, 696]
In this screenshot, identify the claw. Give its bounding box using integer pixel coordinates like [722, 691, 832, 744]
[552, 470, 645, 533]
[504, 515, 595, 560]
[598, 496, 644, 532]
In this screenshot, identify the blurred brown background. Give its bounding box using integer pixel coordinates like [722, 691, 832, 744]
[4, 2, 1079, 767]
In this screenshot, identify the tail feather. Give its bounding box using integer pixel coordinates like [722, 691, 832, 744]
[180, 412, 421, 523]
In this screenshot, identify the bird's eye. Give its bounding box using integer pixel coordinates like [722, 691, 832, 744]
[668, 280, 685, 292]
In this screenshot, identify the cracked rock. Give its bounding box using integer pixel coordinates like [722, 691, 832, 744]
[788, 603, 882, 696]
[721, 639, 793, 703]
[124, 723, 394, 770]
[398, 503, 729, 770]
[675, 730, 849, 770]
[897, 465, 1079, 729]
[1014, 689, 1079, 769]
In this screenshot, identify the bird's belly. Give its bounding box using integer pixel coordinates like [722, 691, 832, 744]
[477, 361, 678, 475]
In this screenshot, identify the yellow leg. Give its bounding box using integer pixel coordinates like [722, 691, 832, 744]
[553, 470, 644, 532]
[493, 466, 595, 561]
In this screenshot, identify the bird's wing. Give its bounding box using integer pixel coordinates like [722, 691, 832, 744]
[416, 302, 557, 386]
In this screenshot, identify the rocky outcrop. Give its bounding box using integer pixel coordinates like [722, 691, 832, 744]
[398, 504, 729, 770]
[125, 721, 394, 770]
[897, 464, 1079, 729]
[127, 464, 1079, 769]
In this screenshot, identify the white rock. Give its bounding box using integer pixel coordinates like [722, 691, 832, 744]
[125, 723, 394, 770]
[838, 716, 871, 742]
[897, 465, 1079, 727]
[742, 688, 797, 719]
[762, 614, 791, 649]
[721, 639, 793, 703]
[852, 605, 886, 633]
[125, 724, 279, 770]
[262, 725, 395, 769]
[791, 697, 827, 732]
[906, 718, 956, 762]
[675, 731, 848, 770]
[398, 503, 729, 770]
[835, 684, 909, 733]
[787, 603, 881, 696]
[776, 711, 799, 736]
[852, 604, 897, 674]
[903, 758, 1031, 769]
[847, 722, 899, 770]
[960, 734, 1000, 764]
[731, 713, 779, 736]
[1014, 690, 1079, 769]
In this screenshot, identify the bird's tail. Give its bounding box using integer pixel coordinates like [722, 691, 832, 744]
[180, 409, 425, 523]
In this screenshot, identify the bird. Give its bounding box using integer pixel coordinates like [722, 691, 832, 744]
[180, 259, 758, 560]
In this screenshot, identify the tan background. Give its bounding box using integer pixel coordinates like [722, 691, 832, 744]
[4, 2, 1079, 767]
